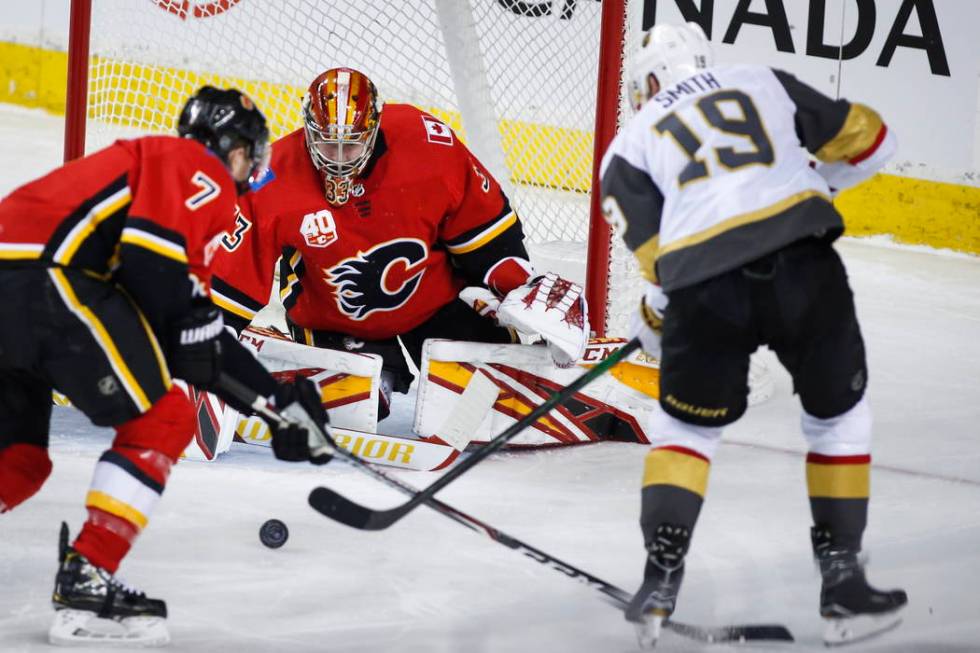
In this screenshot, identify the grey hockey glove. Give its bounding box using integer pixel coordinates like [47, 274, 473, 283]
[629, 283, 668, 359]
[270, 377, 332, 465]
[168, 304, 225, 388]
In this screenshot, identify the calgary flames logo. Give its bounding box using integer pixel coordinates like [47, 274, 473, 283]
[326, 239, 428, 320]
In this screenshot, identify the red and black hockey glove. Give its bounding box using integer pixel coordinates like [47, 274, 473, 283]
[270, 377, 332, 465]
[168, 305, 225, 388]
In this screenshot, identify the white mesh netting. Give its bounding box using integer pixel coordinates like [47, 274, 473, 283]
[82, 0, 643, 334]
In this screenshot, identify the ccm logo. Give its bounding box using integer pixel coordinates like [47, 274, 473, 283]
[582, 345, 621, 362]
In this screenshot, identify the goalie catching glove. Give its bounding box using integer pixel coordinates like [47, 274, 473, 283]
[630, 283, 668, 358]
[495, 272, 589, 368]
[268, 377, 333, 465]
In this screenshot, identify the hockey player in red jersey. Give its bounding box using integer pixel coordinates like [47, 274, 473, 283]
[211, 68, 588, 417]
[0, 87, 329, 646]
[600, 24, 907, 647]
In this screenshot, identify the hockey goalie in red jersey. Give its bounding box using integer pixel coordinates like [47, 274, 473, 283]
[211, 67, 589, 417]
[0, 87, 330, 647]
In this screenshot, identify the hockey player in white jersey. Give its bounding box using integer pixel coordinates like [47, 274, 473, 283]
[600, 23, 906, 647]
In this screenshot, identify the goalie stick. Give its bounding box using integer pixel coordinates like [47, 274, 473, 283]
[215, 373, 792, 645]
[312, 338, 642, 531]
[308, 487, 794, 645]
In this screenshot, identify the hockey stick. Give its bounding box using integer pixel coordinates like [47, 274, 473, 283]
[218, 339, 636, 529]
[216, 373, 792, 644]
[311, 338, 642, 531]
[308, 487, 793, 644]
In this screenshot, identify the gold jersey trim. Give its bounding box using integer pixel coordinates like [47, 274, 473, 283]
[657, 190, 830, 261]
[816, 103, 884, 164]
[446, 211, 517, 255]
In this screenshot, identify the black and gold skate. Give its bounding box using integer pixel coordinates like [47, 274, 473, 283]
[812, 527, 907, 646]
[625, 523, 691, 648]
[49, 522, 169, 647]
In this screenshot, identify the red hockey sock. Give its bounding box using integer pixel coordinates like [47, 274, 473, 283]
[72, 387, 191, 572]
[74, 447, 173, 573]
[73, 508, 137, 573]
[0, 443, 53, 512]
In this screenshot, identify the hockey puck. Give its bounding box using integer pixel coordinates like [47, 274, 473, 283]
[259, 519, 289, 549]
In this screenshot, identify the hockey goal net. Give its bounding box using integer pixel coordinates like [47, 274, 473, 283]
[65, 0, 644, 336]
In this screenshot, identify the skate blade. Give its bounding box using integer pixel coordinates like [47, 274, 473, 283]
[49, 609, 170, 647]
[633, 611, 666, 649]
[823, 610, 904, 647]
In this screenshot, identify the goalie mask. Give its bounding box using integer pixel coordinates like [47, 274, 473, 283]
[628, 22, 713, 112]
[177, 86, 270, 195]
[303, 68, 381, 206]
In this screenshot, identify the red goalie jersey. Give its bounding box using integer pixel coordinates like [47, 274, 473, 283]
[211, 103, 528, 340]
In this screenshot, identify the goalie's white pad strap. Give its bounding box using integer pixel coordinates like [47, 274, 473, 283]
[423, 365, 499, 451]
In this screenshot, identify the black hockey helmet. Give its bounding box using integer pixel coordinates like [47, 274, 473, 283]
[177, 86, 270, 193]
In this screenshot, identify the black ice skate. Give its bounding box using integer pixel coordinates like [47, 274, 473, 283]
[812, 527, 907, 646]
[49, 522, 169, 647]
[625, 523, 691, 649]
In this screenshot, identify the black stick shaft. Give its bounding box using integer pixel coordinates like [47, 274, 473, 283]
[222, 372, 792, 644]
[308, 486, 793, 644]
[310, 485, 632, 604]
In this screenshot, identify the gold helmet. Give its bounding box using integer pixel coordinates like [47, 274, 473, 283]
[303, 67, 381, 206]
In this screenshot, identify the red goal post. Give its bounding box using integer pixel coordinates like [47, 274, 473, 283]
[64, 0, 640, 336]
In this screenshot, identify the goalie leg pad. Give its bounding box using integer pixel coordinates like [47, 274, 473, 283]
[228, 327, 384, 451]
[416, 339, 659, 447]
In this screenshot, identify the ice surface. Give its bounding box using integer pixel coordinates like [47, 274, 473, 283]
[1, 106, 979, 652]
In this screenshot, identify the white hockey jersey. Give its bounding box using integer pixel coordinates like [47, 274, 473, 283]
[600, 64, 894, 292]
